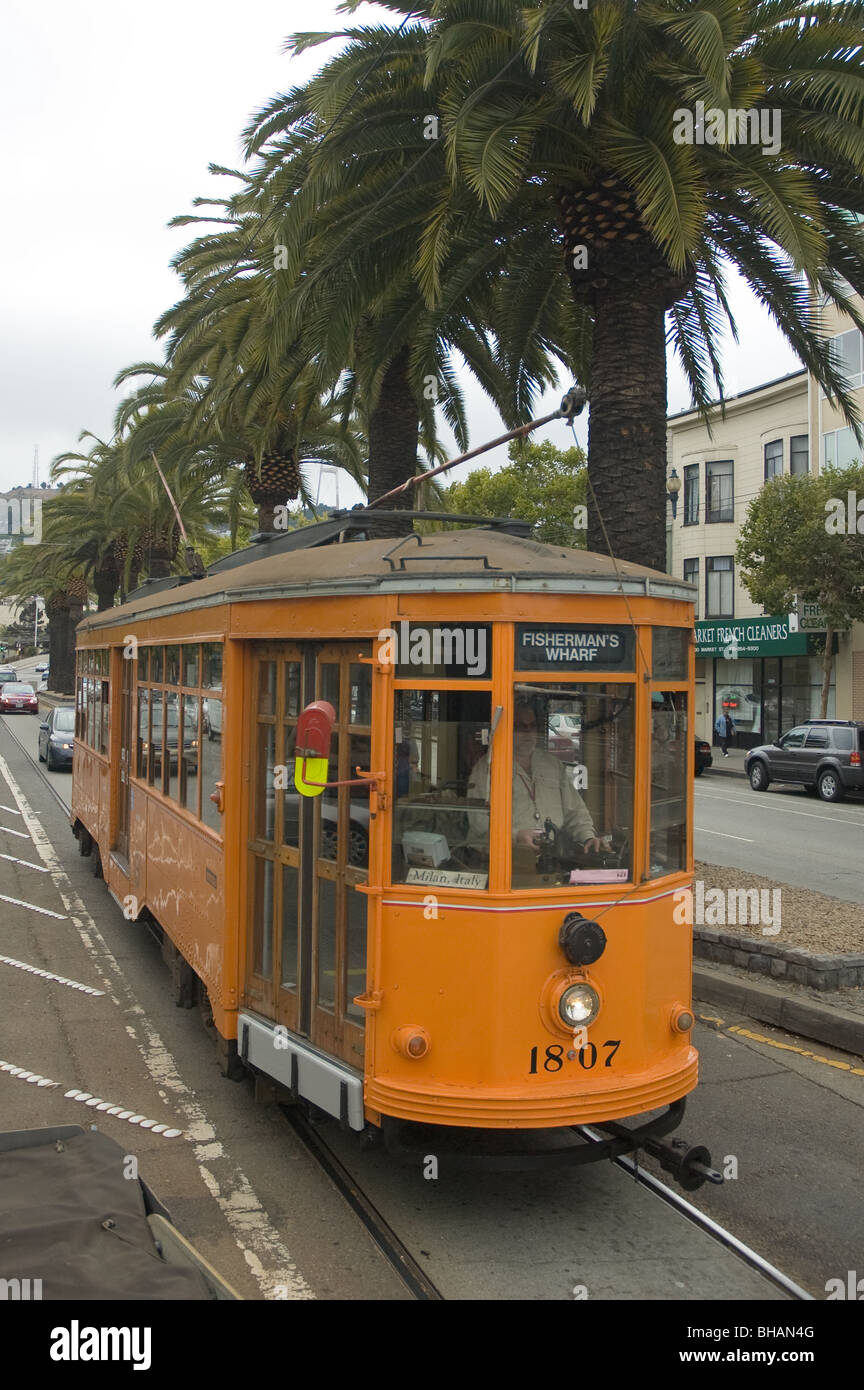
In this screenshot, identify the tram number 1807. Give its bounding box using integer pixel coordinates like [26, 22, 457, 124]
[529, 1041, 621, 1073]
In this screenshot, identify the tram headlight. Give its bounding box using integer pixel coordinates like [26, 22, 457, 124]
[558, 984, 600, 1028]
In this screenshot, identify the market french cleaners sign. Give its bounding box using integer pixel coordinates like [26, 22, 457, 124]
[516, 625, 635, 669]
[695, 616, 808, 659]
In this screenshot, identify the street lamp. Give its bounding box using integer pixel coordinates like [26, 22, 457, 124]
[666, 468, 682, 520]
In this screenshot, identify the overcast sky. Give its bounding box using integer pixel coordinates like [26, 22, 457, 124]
[0, 1, 801, 505]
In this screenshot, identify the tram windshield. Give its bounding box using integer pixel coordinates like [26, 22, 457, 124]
[392, 689, 492, 887]
[496, 683, 635, 888]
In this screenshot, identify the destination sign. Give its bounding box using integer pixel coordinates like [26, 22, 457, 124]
[515, 625, 635, 670]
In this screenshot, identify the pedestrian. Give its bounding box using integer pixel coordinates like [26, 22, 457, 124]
[714, 709, 735, 757]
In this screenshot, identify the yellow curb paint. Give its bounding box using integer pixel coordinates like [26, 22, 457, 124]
[695, 1011, 864, 1076]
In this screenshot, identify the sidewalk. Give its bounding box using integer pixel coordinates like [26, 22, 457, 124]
[702, 744, 747, 780]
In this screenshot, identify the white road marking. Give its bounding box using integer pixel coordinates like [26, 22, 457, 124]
[693, 827, 755, 842]
[0, 892, 66, 919]
[696, 788, 863, 827]
[0, 750, 314, 1301]
[0, 1061, 60, 1088]
[0, 803, 22, 815]
[0, 851, 49, 872]
[63, 1088, 180, 1135]
[0, 954, 105, 995]
[0, 824, 31, 839]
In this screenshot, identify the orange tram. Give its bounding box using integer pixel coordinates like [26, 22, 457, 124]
[71, 513, 719, 1186]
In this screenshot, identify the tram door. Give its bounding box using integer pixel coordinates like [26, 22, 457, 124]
[114, 650, 133, 860]
[246, 642, 371, 1070]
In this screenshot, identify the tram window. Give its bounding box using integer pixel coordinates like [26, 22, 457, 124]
[319, 662, 340, 711]
[653, 628, 689, 681]
[165, 646, 180, 687]
[180, 695, 199, 814]
[285, 661, 301, 717]
[501, 683, 635, 888]
[182, 645, 200, 689]
[345, 888, 367, 1023]
[151, 647, 164, 683]
[348, 733, 371, 870]
[648, 692, 688, 878]
[137, 688, 149, 776]
[138, 649, 150, 683]
[149, 692, 164, 787]
[316, 877, 337, 1011]
[166, 693, 181, 801]
[202, 643, 222, 691]
[349, 664, 371, 725]
[100, 680, 110, 755]
[252, 858, 274, 980]
[258, 662, 276, 716]
[200, 699, 223, 832]
[281, 864, 299, 990]
[256, 722, 276, 840]
[392, 689, 492, 886]
[281, 723, 299, 847]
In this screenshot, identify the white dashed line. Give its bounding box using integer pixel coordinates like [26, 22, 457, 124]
[0, 824, 31, 839]
[0, 751, 314, 1301]
[0, 891, 67, 918]
[0, 803, 22, 815]
[0, 954, 105, 995]
[0, 851, 49, 871]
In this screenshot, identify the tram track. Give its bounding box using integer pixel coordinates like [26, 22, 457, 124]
[281, 1105, 445, 1300]
[0, 711, 71, 815]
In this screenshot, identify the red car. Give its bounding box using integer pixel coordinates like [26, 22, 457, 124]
[0, 682, 39, 714]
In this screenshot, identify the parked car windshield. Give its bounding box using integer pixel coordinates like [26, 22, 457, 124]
[3, 684, 34, 694]
[54, 709, 75, 732]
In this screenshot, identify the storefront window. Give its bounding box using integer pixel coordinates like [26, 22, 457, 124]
[392, 689, 491, 887]
[714, 658, 761, 740]
[504, 683, 634, 889]
[649, 692, 688, 879]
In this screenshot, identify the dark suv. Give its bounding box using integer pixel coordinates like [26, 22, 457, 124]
[745, 721, 864, 802]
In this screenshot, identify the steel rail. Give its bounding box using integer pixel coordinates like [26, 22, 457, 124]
[576, 1124, 814, 1301]
[281, 1106, 444, 1301]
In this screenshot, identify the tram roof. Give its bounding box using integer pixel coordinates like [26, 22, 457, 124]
[78, 526, 694, 632]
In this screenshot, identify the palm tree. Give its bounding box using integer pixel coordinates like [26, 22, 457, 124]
[378, 0, 864, 572]
[159, 23, 585, 536]
[0, 541, 88, 694]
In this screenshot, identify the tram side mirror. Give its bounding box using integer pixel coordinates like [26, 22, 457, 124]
[294, 700, 336, 797]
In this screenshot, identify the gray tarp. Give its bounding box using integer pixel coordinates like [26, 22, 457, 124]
[0, 1127, 212, 1300]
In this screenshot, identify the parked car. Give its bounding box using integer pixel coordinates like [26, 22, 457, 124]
[0, 667, 19, 684]
[38, 705, 75, 770]
[694, 738, 713, 775]
[745, 720, 864, 802]
[35, 662, 49, 673]
[0, 682, 38, 714]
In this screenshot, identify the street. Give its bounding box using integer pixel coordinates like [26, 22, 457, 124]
[695, 776, 864, 905]
[0, 710, 861, 1299]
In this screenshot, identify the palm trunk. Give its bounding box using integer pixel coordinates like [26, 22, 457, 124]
[46, 601, 82, 695]
[820, 627, 835, 718]
[94, 568, 117, 612]
[367, 348, 420, 538]
[586, 287, 669, 574]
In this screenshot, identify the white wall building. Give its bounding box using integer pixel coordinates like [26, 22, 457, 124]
[667, 297, 864, 747]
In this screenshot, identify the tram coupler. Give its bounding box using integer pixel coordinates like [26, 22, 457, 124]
[640, 1136, 724, 1192]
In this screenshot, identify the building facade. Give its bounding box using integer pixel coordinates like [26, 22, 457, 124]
[667, 298, 864, 748]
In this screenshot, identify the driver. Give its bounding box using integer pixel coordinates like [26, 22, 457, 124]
[468, 701, 604, 853]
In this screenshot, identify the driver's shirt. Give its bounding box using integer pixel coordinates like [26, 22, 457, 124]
[467, 749, 595, 845]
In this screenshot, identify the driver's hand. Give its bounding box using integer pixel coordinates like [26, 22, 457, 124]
[582, 837, 604, 854]
[516, 828, 542, 847]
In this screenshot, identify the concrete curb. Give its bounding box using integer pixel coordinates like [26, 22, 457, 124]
[693, 964, 864, 1057]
